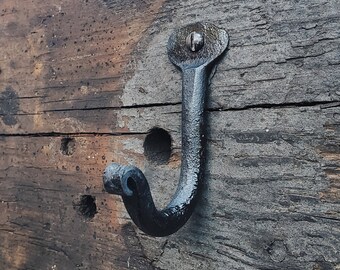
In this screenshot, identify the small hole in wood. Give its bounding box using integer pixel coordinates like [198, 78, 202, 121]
[60, 137, 75, 156]
[143, 127, 172, 165]
[73, 195, 97, 219]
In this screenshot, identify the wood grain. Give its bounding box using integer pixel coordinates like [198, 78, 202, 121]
[0, 0, 339, 269]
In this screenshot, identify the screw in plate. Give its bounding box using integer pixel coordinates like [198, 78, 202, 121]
[186, 32, 204, 52]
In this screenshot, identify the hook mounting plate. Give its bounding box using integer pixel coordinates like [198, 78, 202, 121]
[168, 22, 229, 69]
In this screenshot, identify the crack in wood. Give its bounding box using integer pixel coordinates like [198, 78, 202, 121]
[0, 131, 147, 137]
[208, 100, 340, 112]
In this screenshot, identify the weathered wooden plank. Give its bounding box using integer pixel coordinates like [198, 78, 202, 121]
[1, 0, 339, 135]
[122, 0, 340, 109]
[115, 104, 340, 269]
[0, 0, 166, 133]
[0, 0, 339, 269]
[0, 134, 154, 270]
[1, 104, 339, 269]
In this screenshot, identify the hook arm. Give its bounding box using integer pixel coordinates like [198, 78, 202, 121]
[103, 22, 229, 237]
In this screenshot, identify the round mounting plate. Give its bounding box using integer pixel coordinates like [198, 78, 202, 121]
[167, 22, 229, 70]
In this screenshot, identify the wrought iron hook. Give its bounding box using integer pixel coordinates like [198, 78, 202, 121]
[103, 22, 229, 237]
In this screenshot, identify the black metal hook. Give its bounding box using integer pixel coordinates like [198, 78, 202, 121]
[103, 22, 229, 237]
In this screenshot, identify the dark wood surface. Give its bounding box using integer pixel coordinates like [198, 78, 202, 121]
[0, 0, 339, 269]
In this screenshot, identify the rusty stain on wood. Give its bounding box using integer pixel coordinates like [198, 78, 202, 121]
[0, 0, 167, 269]
[318, 144, 340, 203]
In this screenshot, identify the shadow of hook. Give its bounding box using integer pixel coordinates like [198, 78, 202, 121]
[103, 22, 229, 237]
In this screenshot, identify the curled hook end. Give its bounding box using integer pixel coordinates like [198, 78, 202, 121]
[103, 163, 136, 197]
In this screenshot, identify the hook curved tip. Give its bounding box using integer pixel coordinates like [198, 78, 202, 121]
[103, 163, 135, 196]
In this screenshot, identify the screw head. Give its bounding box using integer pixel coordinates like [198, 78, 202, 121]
[186, 32, 204, 52]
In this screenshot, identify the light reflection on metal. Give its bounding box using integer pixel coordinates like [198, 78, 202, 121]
[103, 22, 229, 237]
